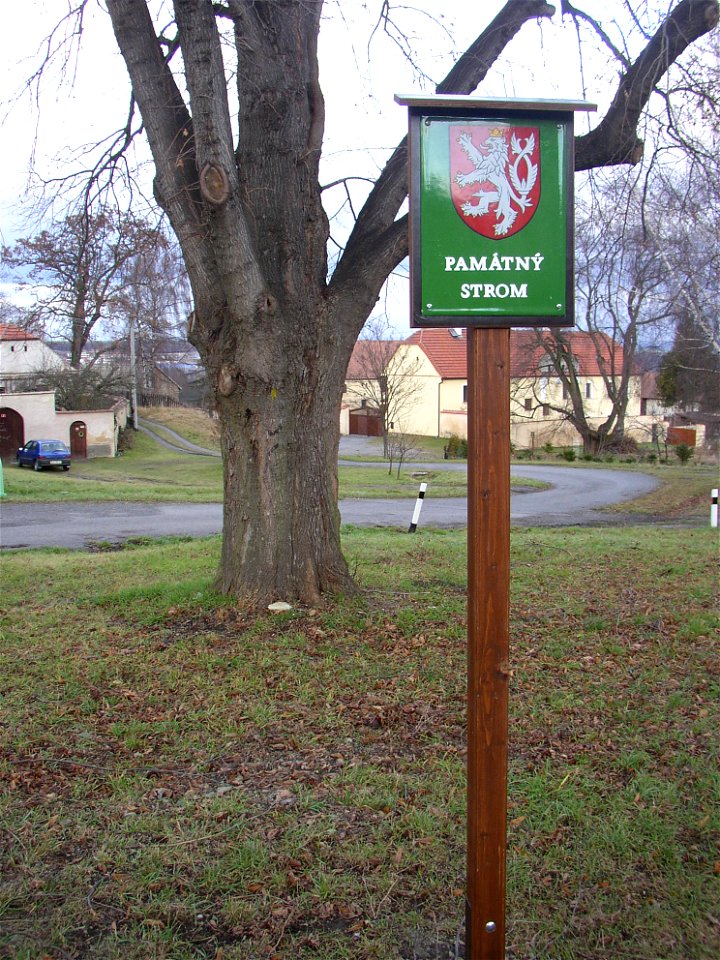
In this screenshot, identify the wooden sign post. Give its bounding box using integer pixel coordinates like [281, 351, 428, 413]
[397, 95, 594, 959]
[466, 325, 511, 957]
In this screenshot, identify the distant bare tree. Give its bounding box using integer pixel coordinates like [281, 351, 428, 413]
[114, 232, 192, 358]
[0, 296, 39, 334]
[348, 317, 424, 456]
[387, 431, 422, 478]
[523, 176, 676, 453]
[642, 159, 720, 439]
[3, 209, 163, 366]
[21, 362, 129, 410]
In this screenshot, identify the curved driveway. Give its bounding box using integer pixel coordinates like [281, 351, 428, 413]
[0, 466, 658, 551]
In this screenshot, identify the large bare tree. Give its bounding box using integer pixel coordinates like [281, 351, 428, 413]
[656, 166, 720, 437]
[31, 0, 718, 603]
[523, 177, 677, 454]
[2, 209, 163, 366]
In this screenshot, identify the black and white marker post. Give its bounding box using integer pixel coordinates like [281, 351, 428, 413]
[712, 488, 718, 529]
[408, 482, 428, 533]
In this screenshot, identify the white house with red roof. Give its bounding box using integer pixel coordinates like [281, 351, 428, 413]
[0, 324, 129, 460]
[0, 323, 65, 393]
[341, 338, 403, 436]
[343, 327, 648, 449]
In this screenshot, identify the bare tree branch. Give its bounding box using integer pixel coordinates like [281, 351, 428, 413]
[329, 0, 556, 318]
[575, 0, 720, 169]
[561, 1, 631, 67]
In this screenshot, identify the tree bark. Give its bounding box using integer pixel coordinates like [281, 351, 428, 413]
[215, 322, 349, 602]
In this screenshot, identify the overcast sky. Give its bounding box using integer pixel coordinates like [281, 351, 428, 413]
[0, 1, 665, 333]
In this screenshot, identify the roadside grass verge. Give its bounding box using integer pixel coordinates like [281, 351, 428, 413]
[2, 433, 543, 503]
[5, 432, 225, 503]
[1, 527, 717, 959]
[340, 466, 544, 498]
[601, 462, 719, 520]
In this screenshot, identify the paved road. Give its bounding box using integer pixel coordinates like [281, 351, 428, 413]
[0, 466, 658, 550]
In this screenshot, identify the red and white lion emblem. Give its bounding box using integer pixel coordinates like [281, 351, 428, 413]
[451, 125, 540, 238]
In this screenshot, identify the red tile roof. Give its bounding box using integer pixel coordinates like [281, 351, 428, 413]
[405, 328, 468, 378]
[0, 323, 38, 341]
[405, 328, 625, 379]
[518, 330, 626, 378]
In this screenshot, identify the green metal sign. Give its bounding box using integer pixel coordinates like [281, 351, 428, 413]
[398, 97, 593, 328]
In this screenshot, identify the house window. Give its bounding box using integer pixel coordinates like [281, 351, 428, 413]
[542, 404, 550, 417]
[585, 382, 593, 399]
[524, 397, 533, 412]
[640, 398, 648, 416]
[462, 384, 468, 404]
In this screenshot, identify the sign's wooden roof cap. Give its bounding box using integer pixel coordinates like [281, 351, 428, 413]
[395, 94, 596, 113]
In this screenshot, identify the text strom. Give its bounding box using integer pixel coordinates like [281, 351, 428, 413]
[460, 282, 528, 299]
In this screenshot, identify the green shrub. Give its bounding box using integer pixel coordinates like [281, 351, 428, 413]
[561, 448, 576, 462]
[444, 434, 468, 459]
[674, 443, 694, 464]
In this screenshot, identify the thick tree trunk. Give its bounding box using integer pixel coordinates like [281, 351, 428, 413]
[216, 380, 350, 604]
[575, 414, 629, 455]
[207, 309, 353, 604]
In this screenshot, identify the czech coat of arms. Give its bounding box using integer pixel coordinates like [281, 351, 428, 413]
[450, 125, 540, 238]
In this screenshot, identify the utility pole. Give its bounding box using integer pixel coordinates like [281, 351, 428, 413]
[129, 320, 139, 430]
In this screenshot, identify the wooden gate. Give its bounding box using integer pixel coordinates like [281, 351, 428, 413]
[0, 407, 24, 459]
[349, 408, 382, 437]
[70, 420, 87, 459]
[667, 425, 696, 447]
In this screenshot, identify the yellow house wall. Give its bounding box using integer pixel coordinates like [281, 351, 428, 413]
[510, 375, 644, 448]
[385, 344, 441, 437]
[341, 344, 648, 447]
[339, 405, 350, 435]
[438, 379, 468, 439]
